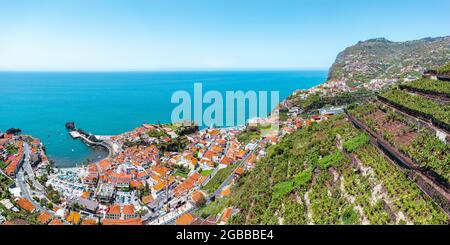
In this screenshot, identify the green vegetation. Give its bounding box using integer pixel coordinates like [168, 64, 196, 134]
[318, 151, 344, 169]
[327, 37, 450, 85]
[404, 133, 450, 182]
[0, 174, 13, 199]
[146, 128, 169, 138]
[279, 110, 288, 122]
[223, 114, 447, 224]
[291, 90, 373, 116]
[237, 126, 261, 144]
[228, 116, 362, 224]
[272, 181, 294, 200]
[199, 169, 214, 176]
[0, 205, 40, 225]
[6, 144, 19, 155]
[196, 197, 232, 219]
[354, 144, 448, 224]
[401, 78, 450, 96]
[343, 133, 370, 153]
[173, 169, 188, 178]
[436, 61, 450, 74]
[0, 161, 7, 170]
[293, 168, 313, 188]
[349, 102, 450, 182]
[172, 164, 190, 178]
[342, 166, 391, 224]
[379, 89, 450, 126]
[46, 185, 62, 204]
[202, 165, 236, 194]
[174, 124, 199, 136]
[159, 135, 189, 152]
[342, 206, 360, 225]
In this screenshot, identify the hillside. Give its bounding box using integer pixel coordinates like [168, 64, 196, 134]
[202, 62, 450, 225]
[327, 36, 450, 87]
[225, 116, 448, 224]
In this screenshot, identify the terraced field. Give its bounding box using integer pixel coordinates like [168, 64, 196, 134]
[379, 89, 450, 128]
[225, 116, 448, 224]
[400, 78, 450, 98]
[348, 102, 450, 183]
[212, 62, 450, 225]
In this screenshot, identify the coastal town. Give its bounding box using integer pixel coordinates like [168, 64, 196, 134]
[0, 83, 349, 226]
[2, 57, 449, 226]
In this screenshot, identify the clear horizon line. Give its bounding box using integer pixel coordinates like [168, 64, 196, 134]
[0, 67, 330, 72]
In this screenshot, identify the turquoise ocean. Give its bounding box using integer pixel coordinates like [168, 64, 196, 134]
[0, 71, 326, 167]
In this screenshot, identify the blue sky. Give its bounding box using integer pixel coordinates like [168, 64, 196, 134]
[0, 0, 449, 71]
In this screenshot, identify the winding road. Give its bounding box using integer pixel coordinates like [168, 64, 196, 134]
[16, 142, 71, 225]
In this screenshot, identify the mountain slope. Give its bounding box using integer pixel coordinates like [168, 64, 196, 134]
[327, 36, 450, 87]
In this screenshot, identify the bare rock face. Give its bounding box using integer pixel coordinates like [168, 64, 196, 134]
[65, 122, 75, 130]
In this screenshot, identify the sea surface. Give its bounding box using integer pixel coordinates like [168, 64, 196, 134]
[0, 70, 327, 167]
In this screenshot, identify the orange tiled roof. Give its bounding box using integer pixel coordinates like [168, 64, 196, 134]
[16, 198, 36, 212]
[176, 213, 195, 225]
[141, 195, 154, 205]
[247, 154, 257, 164]
[81, 191, 90, 199]
[123, 205, 135, 215]
[87, 164, 98, 173]
[220, 186, 231, 197]
[220, 156, 234, 165]
[221, 207, 233, 223]
[107, 170, 132, 181]
[137, 171, 149, 179]
[153, 181, 168, 192]
[99, 160, 113, 171]
[102, 218, 142, 225]
[202, 151, 216, 160]
[191, 190, 205, 204]
[66, 211, 81, 225]
[153, 166, 170, 176]
[81, 218, 97, 225]
[237, 150, 246, 158]
[235, 167, 245, 175]
[208, 129, 220, 136]
[108, 204, 121, 215]
[211, 145, 223, 153]
[37, 212, 53, 224]
[130, 180, 144, 189]
[149, 172, 163, 183]
[142, 124, 155, 130]
[48, 218, 64, 225]
[2, 219, 30, 225]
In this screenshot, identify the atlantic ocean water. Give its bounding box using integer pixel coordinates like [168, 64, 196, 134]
[0, 70, 326, 167]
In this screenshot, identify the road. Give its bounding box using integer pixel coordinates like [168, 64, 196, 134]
[151, 146, 258, 225]
[147, 202, 194, 225]
[201, 141, 230, 186]
[22, 144, 45, 191]
[16, 142, 71, 225]
[209, 149, 254, 202]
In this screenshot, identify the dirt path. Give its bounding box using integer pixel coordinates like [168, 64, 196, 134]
[304, 191, 314, 225]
